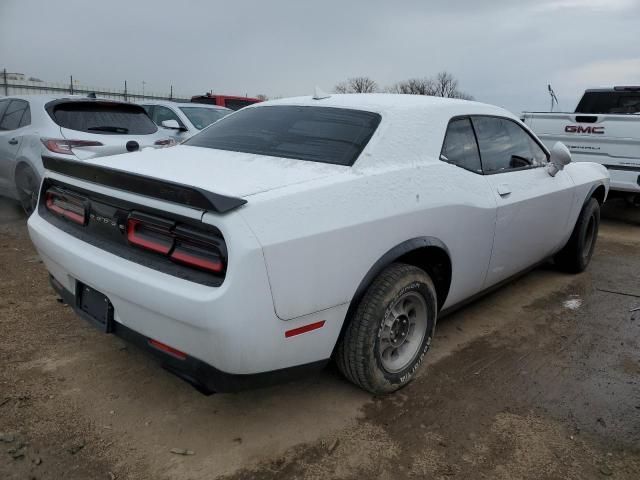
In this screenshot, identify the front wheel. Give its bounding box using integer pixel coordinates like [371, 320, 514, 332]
[555, 197, 600, 273]
[336, 263, 437, 394]
[15, 164, 40, 216]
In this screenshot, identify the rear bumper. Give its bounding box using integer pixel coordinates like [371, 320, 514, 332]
[27, 209, 346, 384]
[50, 277, 327, 393]
[602, 165, 640, 193]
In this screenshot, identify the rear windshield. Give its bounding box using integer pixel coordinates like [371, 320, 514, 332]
[179, 107, 230, 130]
[49, 101, 158, 134]
[576, 91, 640, 114]
[185, 105, 381, 166]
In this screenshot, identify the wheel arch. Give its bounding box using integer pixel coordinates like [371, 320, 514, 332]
[13, 158, 40, 184]
[335, 237, 452, 352]
[589, 183, 606, 206]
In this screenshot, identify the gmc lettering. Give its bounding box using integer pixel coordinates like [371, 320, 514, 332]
[565, 125, 605, 134]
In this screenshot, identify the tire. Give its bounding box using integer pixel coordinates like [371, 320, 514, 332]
[554, 197, 600, 273]
[624, 195, 639, 208]
[336, 263, 437, 394]
[15, 164, 39, 216]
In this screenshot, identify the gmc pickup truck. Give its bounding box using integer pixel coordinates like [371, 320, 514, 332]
[522, 86, 640, 205]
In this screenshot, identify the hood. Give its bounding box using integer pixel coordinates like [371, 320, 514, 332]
[87, 145, 348, 198]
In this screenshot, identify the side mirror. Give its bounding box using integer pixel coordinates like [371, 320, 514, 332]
[161, 119, 182, 130]
[547, 142, 571, 177]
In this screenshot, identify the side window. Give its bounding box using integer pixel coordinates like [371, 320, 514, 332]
[141, 105, 154, 116]
[440, 117, 482, 174]
[19, 103, 31, 128]
[0, 100, 9, 125]
[152, 106, 185, 128]
[472, 117, 547, 174]
[0, 100, 29, 131]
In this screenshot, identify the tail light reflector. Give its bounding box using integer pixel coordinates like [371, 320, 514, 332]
[148, 339, 187, 360]
[45, 189, 87, 225]
[285, 321, 326, 338]
[154, 138, 176, 147]
[41, 138, 103, 155]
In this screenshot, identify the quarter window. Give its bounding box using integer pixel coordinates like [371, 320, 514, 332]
[472, 117, 547, 174]
[0, 100, 29, 131]
[440, 118, 482, 174]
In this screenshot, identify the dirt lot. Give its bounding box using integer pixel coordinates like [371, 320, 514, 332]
[1, 198, 639, 480]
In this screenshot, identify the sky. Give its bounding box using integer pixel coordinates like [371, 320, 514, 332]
[1, 0, 640, 114]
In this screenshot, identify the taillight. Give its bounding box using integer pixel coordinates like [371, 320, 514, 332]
[45, 189, 87, 225]
[154, 138, 176, 147]
[171, 242, 224, 273]
[126, 214, 224, 275]
[41, 138, 103, 155]
[126, 217, 173, 254]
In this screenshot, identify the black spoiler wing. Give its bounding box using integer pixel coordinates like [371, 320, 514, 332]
[42, 156, 247, 214]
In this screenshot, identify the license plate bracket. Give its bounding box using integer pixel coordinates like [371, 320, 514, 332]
[77, 283, 114, 333]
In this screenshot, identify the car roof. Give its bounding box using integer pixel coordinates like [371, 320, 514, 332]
[139, 100, 231, 111]
[250, 94, 518, 170]
[255, 93, 509, 117]
[583, 86, 640, 93]
[1, 94, 140, 110]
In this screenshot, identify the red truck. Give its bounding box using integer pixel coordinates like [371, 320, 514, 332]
[191, 93, 262, 110]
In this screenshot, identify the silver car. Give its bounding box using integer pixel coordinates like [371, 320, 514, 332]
[0, 95, 175, 214]
[141, 100, 231, 142]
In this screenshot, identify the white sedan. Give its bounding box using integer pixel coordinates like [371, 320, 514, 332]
[27, 94, 609, 394]
[140, 100, 231, 142]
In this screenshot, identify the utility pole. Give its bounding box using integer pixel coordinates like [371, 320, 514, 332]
[170, 85, 173, 100]
[124, 80, 128, 101]
[3, 69, 7, 96]
[70, 75, 74, 95]
[142, 80, 146, 98]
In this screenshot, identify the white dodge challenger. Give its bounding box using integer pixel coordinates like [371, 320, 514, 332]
[27, 94, 609, 394]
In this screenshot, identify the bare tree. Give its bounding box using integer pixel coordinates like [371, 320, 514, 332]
[386, 71, 473, 100]
[334, 76, 378, 94]
[255, 94, 269, 101]
[431, 71, 473, 100]
[387, 77, 436, 95]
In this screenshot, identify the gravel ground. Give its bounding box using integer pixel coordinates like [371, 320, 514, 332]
[0, 197, 638, 480]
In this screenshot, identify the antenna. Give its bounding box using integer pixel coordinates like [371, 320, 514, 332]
[313, 86, 331, 100]
[548, 84, 558, 112]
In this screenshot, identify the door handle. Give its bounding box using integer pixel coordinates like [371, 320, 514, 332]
[8, 138, 18, 145]
[497, 184, 511, 196]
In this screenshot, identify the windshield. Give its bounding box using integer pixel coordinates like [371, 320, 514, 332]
[179, 107, 230, 130]
[576, 91, 640, 114]
[184, 105, 381, 166]
[50, 101, 158, 134]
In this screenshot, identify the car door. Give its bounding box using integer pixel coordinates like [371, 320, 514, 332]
[473, 116, 575, 287]
[439, 117, 496, 301]
[0, 99, 29, 192]
[151, 105, 188, 141]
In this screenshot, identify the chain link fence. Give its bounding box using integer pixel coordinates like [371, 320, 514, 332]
[1, 70, 191, 102]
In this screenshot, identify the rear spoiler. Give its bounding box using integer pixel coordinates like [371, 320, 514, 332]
[42, 156, 247, 213]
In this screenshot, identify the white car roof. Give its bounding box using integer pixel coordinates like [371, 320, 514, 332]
[261, 93, 509, 117]
[140, 100, 231, 111]
[1, 94, 141, 110]
[253, 94, 517, 170]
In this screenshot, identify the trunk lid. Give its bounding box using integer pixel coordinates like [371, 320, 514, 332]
[86, 145, 348, 198]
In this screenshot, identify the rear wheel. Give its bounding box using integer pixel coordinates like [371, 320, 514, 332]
[15, 164, 39, 216]
[336, 263, 437, 394]
[555, 197, 600, 273]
